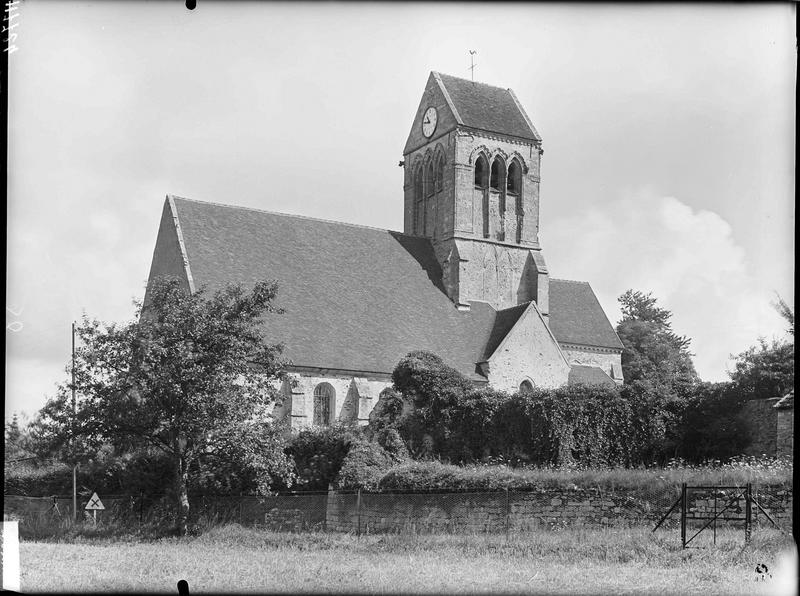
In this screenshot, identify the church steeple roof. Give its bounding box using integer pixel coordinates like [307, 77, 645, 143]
[434, 72, 542, 142]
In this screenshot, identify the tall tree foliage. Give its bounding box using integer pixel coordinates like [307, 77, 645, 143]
[30, 276, 293, 534]
[616, 290, 699, 391]
[728, 294, 794, 400]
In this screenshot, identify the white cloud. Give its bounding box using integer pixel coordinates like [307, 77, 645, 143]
[543, 189, 792, 382]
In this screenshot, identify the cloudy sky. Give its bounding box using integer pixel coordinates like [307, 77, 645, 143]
[6, 2, 795, 420]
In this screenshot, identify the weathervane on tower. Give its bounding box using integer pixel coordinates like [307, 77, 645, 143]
[469, 50, 477, 82]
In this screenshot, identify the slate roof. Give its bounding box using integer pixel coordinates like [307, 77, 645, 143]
[160, 197, 620, 380]
[481, 303, 529, 361]
[436, 72, 541, 142]
[548, 280, 624, 350]
[568, 365, 617, 387]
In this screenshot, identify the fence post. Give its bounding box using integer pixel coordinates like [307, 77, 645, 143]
[239, 492, 243, 525]
[139, 491, 144, 524]
[505, 488, 510, 541]
[356, 489, 362, 537]
[680, 483, 687, 549]
[745, 483, 752, 543]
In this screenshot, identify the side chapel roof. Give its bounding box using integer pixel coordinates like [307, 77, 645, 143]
[147, 196, 621, 381]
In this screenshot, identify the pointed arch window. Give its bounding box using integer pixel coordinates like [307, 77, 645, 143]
[490, 158, 505, 191]
[474, 155, 489, 188]
[413, 165, 424, 235]
[435, 156, 444, 192]
[425, 161, 435, 197]
[519, 380, 534, 394]
[507, 161, 522, 195]
[313, 383, 336, 426]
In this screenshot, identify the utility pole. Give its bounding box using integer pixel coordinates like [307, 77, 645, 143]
[72, 321, 78, 523]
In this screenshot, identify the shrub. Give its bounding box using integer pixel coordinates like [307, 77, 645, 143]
[4, 461, 74, 496]
[367, 388, 406, 432]
[372, 427, 409, 462]
[376, 459, 793, 493]
[285, 425, 362, 491]
[336, 439, 395, 491]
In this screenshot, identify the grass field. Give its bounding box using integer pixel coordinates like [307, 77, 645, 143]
[20, 525, 797, 594]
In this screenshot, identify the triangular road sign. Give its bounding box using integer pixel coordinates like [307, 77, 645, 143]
[85, 492, 105, 510]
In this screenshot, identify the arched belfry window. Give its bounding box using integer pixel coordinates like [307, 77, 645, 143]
[313, 383, 335, 426]
[507, 161, 522, 195]
[425, 161, 435, 197]
[490, 158, 505, 191]
[435, 156, 444, 192]
[519, 380, 534, 394]
[474, 155, 489, 188]
[414, 165, 424, 235]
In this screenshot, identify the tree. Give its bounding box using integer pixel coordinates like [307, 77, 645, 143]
[4, 413, 34, 463]
[727, 294, 793, 401]
[616, 290, 699, 391]
[772, 292, 794, 337]
[35, 276, 294, 534]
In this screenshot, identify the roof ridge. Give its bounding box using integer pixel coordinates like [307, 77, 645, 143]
[434, 71, 511, 92]
[550, 278, 590, 285]
[496, 301, 531, 314]
[167, 194, 410, 236]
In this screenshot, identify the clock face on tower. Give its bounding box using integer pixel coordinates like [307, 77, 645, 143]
[422, 107, 438, 138]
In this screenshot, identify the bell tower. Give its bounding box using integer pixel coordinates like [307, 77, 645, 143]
[402, 72, 550, 314]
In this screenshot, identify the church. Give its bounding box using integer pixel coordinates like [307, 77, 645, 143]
[145, 72, 624, 429]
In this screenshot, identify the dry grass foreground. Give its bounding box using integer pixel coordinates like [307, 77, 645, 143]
[21, 525, 797, 594]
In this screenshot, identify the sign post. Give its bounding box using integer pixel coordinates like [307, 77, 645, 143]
[85, 492, 105, 525]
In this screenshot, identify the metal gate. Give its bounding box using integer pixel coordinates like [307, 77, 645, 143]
[652, 483, 779, 547]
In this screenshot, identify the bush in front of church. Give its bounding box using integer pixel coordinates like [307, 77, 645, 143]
[285, 425, 361, 491]
[388, 351, 680, 467]
[336, 437, 397, 491]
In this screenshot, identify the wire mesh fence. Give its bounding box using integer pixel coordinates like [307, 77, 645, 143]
[4, 483, 792, 537]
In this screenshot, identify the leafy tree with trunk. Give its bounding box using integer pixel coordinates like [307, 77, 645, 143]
[616, 290, 699, 392]
[31, 276, 294, 534]
[728, 294, 794, 400]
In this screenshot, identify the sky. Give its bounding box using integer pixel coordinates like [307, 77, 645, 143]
[5, 1, 796, 421]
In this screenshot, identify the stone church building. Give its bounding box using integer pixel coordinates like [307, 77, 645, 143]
[145, 72, 624, 429]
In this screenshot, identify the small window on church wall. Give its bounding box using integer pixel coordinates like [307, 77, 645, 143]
[474, 155, 489, 188]
[425, 162, 435, 197]
[435, 157, 444, 192]
[490, 158, 505, 191]
[519, 380, 534, 394]
[507, 161, 521, 195]
[313, 383, 335, 426]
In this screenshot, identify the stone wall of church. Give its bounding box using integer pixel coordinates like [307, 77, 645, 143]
[403, 134, 456, 241]
[486, 304, 570, 391]
[444, 240, 546, 311]
[560, 347, 624, 384]
[452, 130, 541, 246]
[277, 372, 392, 430]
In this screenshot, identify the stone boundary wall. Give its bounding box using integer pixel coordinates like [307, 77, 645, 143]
[325, 486, 793, 533]
[5, 487, 792, 533]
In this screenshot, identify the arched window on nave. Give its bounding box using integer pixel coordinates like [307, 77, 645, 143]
[313, 382, 336, 427]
